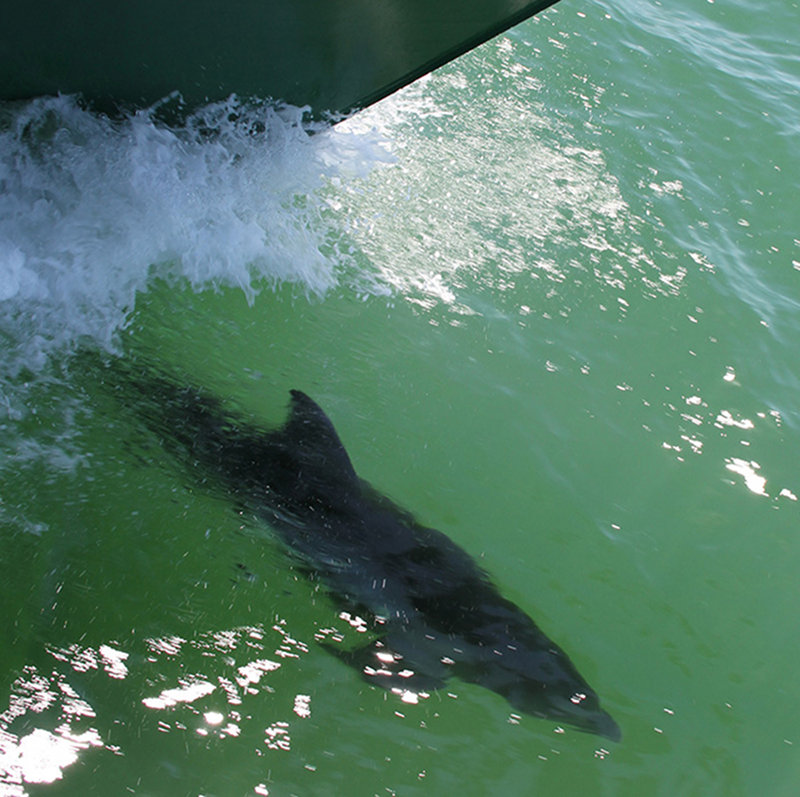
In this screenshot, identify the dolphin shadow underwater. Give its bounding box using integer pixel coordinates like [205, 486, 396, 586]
[111, 366, 620, 741]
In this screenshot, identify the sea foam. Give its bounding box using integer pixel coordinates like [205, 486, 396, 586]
[0, 94, 392, 380]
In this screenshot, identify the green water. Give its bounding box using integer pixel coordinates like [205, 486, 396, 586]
[2, 0, 800, 794]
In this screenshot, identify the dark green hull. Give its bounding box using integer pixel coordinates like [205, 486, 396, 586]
[2, 0, 559, 118]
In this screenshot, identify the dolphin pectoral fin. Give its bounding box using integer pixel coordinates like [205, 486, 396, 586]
[319, 639, 447, 694]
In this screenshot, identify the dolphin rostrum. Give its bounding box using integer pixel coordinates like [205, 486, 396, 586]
[121, 372, 620, 741]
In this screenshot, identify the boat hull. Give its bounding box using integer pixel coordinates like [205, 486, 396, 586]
[2, 0, 559, 118]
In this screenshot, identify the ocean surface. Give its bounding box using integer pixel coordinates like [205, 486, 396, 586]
[1, 0, 799, 794]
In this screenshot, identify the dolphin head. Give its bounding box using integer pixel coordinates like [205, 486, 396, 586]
[503, 677, 621, 741]
[460, 626, 621, 742]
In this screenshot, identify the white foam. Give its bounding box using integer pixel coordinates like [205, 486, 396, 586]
[0, 94, 393, 380]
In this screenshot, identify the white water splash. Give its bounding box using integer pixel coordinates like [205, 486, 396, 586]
[0, 94, 392, 380]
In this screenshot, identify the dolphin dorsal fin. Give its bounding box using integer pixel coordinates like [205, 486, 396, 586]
[281, 390, 358, 486]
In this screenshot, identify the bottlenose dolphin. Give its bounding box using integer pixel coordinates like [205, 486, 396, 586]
[119, 371, 620, 741]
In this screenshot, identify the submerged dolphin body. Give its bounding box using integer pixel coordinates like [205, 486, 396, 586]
[125, 374, 620, 741]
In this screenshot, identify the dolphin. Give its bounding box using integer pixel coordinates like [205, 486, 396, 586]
[118, 371, 620, 741]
